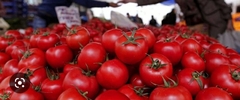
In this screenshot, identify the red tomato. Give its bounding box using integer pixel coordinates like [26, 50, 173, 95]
[177, 68, 206, 96]
[2, 59, 19, 78]
[4, 30, 23, 40]
[24, 27, 34, 36]
[118, 84, 148, 100]
[57, 88, 90, 100]
[18, 48, 46, 70]
[204, 52, 230, 74]
[139, 53, 173, 87]
[0, 52, 11, 67]
[96, 59, 129, 89]
[136, 28, 156, 49]
[115, 32, 148, 65]
[5, 40, 25, 56]
[29, 33, 41, 48]
[181, 51, 205, 72]
[195, 87, 233, 100]
[199, 40, 211, 50]
[181, 38, 202, 55]
[10, 87, 44, 100]
[77, 42, 106, 72]
[210, 64, 240, 99]
[101, 28, 123, 54]
[62, 68, 99, 99]
[37, 32, 60, 51]
[66, 26, 90, 50]
[153, 40, 183, 66]
[208, 43, 227, 55]
[63, 62, 80, 74]
[228, 54, 240, 66]
[41, 73, 65, 100]
[226, 48, 239, 56]
[10, 46, 27, 60]
[46, 44, 73, 69]
[95, 90, 130, 100]
[149, 85, 192, 100]
[0, 87, 13, 100]
[0, 35, 15, 52]
[192, 32, 205, 41]
[130, 74, 145, 87]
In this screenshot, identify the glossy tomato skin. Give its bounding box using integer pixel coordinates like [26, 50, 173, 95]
[210, 64, 240, 99]
[136, 28, 156, 49]
[181, 38, 202, 55]
[95, 90, 130, 100]
[62, 68, 99, 99]
[0, 35, 15, 52]
[177, 68, 206, 96]
[204, 52, 230, 74]
[115, 32, 148, 65]
[181, 51, 205, 72]
[41, 73, 65, 100]
[46, 44, 73, 69]
[66, 26, 90, 50]
[5, 30, 23, 40]
[37, 33, 60, 51]
[118, 84, 148, 100]
[130, 74, 145, 87]
[228, 54, 240, 66]
[208, 43, 227, 55]
[29, 33, 41, 48]
[5, 40, 25, 56]
[101, 28, 123, 54]
[2, 59, 19, 78]
[57, 88, 89, 100]
[153, 40, 183, 66]
[18, 48, 46, 70]
[0, 76, 11, 90]
[139, 53, 173, 88]
[195, 87, 233, 100]
[10, 88, 44, 100]
[96, 59, 129, 89]
[63, 63, 80, 74]
[149, 86, 192, 100]
[77, 42, 106, 72]
[0, 52, 11, 67]
[19, 67, 47, 86]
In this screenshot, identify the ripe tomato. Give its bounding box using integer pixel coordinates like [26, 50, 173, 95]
[199, 40, 211, 50]
[41, 73, 65, 100]
[139, 53, 173, 87]
[208, 43, 227, 55]
[57, 88, 90, 100]
[228, 54, 240, 66]
[19, 67, 47, 86]
[0, 52, 11, 67]
[0, 76, 11, 90]
[226, 48, 238, 56]
[66, 26, 90, 50]
[96, 59, 129, 89]
[177, 68, 206, 96]
[2, 59, 19, 78]
[210, 64, 240, 99]
[77, 42, 106, 72]
[101, 28, 123, 54]
[130, 74, 145, 87]
[195, 87, 233, 100]
[204, 52, 230, 74]
[46, 44, 73, 69]
[181, 38, 202, 55]
[5, 40, 25, 56]
[11, 46, 27, 60]
[181, 51, 205, 72]
[18, 48, 46, 70]
[115, 31, 148, 65]
[4, 30, 23, 40]
[10, 87, 44, 100]
[149, 85, 192, 100]
[153, 40, 183, 66]
[136, 28, 156, 49]
[95, 90, 129, 100]
[63, 62, 80, 74]
[29, 32, 41, 48]
[62, 68, 99, 99]
[0, 87, 13, 100]
[118, 84, 148, 100]
[0, 35, 15, 52]
[37, 32, 60, 51]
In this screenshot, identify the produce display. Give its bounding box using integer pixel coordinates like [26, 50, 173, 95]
[0, 17, 240, 100]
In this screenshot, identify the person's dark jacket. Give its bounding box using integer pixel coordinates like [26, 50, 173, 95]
[176, 0, 232, 37]
[37, 0, 110, 18]
[162, 10, 176, 25]
[136, 0, 167, 6]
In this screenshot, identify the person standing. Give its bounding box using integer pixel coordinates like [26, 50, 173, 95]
[149, 15, 158, 27]
[135, 14, 143, 24]
[161, 9, 176, 26]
